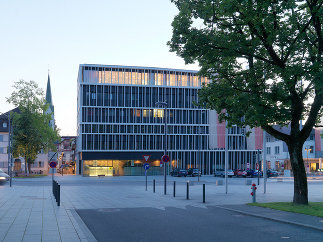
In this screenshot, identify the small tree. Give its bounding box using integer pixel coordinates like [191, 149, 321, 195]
[7, 80, 60, 174]
[168, 0, 322, 204]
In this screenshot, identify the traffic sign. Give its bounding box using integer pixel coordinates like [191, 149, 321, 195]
[49, 161, 57, 168]
[143, 155, 151, 162]
[161, 155, 170, 163]
[143, 163, 150, 170]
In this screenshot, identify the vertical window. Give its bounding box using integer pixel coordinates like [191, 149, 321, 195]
[266, 147, 271, 155]
[275, 146, 280, 154]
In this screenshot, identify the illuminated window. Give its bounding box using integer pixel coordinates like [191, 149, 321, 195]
[132, 71, 137, 85]
[136, 109, 141, 117]
[153, 109, 164, 118]
[105, 69, 111, 83]
[169, 73, 176, 86]
[137, 72, 143, 85]
[119, 70, 124, 84]
[112, 71, 118, 83]
[144, 71, 149, 85]
[193, 75, 199, 87]
[157, 72, 163, 86]
[125, 71, 130, 84]
[143, 110, 148, 117]
[182, 73, 187, 86]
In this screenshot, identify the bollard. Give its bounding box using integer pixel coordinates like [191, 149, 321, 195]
[153, 179, 156, 193]
[173, 181, 176, 197]
[186, 181, 189, 200]
[57, 184, 60, 206]
[250, 183, 257, 203]
[203, 184, 205, 203]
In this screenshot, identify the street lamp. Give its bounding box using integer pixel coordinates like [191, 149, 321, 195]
[263, 131, 267, 194]
[305, 147, 312, 173]
[156, 101, 168, 195]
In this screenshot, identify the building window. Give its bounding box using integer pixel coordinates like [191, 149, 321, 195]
[0, 135, 3, 142]
[266, 137, 271, 142]
[310, 146, 314, 153]
[266, 147, 271, 155]
[0, 147, 7, 154]
[3, 122, 7, 128]
[274, 146, 280, 154]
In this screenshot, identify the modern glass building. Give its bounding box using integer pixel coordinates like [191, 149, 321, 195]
[76, 64, 261, 176]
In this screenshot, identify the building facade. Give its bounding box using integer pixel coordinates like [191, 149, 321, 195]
[77, 64, 261, 176]
[56, 136, 77, 175]
[265, 127, 323, 172]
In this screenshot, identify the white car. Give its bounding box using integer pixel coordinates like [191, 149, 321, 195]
[0, 168, 9, 184]
[215, 169, 234, 177]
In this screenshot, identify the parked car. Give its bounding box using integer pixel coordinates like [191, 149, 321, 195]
[215, 169, 234, 177]
[0, 169, 9, 185]
[171, 169, 188, 177]
[246, 169, 263, 177]
[187, 168, 201, 177]
[267, 170, 279, 177]
[234, 169, 247, 177]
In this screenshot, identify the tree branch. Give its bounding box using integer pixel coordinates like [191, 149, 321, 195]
[262, 125, 290, 143]
[300, 93, 323, 141]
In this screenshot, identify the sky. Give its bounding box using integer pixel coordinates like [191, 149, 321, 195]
[0, 0, 199, 136]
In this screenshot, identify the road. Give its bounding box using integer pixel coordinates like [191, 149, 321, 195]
[76, 205, 323, 242]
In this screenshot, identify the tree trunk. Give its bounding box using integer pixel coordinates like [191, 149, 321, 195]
[289, 142, 308, 205]
[24, 156, 27, 175]
[28, 163, 31, 175]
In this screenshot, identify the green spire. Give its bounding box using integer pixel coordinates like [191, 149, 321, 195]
[46, 74, 52, 104]
[45, 74, 54, 112]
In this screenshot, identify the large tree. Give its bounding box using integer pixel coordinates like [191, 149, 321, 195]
[168, 0, 322, 204]
[7, 80, 60, 174]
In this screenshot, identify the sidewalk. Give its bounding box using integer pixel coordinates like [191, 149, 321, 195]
[219, 204, 323, 232]
[0, 184, 95, 242]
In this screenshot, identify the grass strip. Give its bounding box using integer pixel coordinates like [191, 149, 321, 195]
[15, 174, 48, 178]
[248, 202, 323, 217]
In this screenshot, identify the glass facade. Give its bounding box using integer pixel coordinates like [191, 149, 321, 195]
[77, 65, 259, 176]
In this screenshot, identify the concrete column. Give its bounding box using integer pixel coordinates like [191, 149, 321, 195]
[319, 158, 322, 169]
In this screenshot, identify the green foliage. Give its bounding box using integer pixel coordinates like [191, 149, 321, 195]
[7, 80, 60, 171]
[169, 0, 322, 205]
[169, 0, 322, 143]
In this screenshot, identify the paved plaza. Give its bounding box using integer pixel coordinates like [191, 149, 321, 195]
[0, 175, 323, 241]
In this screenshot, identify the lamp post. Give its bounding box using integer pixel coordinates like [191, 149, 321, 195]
[198, 126, 201, 182]
[263, 131, 267, 194]
[305, 147, 312, 173]
[156, 101, 168, 195]
[225, 120, 228, 194]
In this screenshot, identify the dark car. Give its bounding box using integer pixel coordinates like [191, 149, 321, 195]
[171, 169, 188, 177]
[187, 168, 201, 177]
[246, 169, 263, 177]
[267, 170, 279, 177]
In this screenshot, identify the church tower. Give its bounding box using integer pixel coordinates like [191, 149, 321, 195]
[45, 74, 55, 129]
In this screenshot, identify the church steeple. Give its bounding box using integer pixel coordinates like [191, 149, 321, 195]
[45, 74, 54, 113]
[45, 73, 55, 129]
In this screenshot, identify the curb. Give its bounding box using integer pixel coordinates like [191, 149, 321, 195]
[215, 205, 323, 233]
